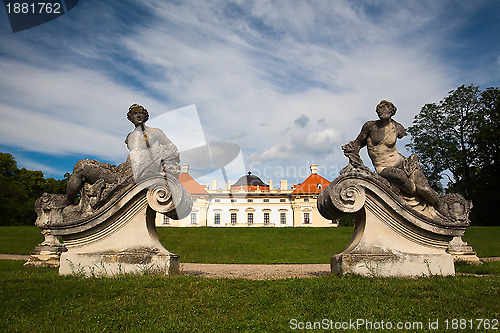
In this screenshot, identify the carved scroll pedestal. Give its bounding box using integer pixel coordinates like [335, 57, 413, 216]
[33, 174, 191, 277]
[318, 169, 469, 277]
[58, 191, 179, 276]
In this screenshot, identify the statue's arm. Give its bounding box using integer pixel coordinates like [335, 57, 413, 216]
[125, 133, 131, 150]
[153, 128, 175, 147]
[395, 121, 406, 139]
[342, 122, 371, 168]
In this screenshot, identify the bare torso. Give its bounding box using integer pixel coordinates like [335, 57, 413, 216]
[365, 120, 405, 173]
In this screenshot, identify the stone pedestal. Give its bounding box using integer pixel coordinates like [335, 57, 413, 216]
[58, 191, 180, 276]
[332, 253, 454, 277]
[318, 170, 469, 278]
[24, 245, 67, 268]
[56, 178, 187, 276]
[31, 174, 191, 277]
[24, 230, 67, 267]
[447, 236, 481, 264]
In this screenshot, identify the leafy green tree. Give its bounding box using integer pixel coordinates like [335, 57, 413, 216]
[0, 152, 68, 226]
[407, 84, 500, 225]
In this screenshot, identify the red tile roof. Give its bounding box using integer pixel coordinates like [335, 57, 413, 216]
[291, 174, 330, 194]
[178, 172, 209, 194]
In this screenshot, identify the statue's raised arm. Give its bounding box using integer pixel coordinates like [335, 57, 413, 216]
[341, 100, 444, 212]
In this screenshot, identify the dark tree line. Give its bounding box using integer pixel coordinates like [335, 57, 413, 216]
[0, 152, 69, 226]
[407, 84, 500, 226]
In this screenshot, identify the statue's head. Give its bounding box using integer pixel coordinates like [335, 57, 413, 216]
[376, 100, 397, 119]
[127, 104, 149, 126]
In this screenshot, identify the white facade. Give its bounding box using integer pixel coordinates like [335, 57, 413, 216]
[156, 164, 338, 227]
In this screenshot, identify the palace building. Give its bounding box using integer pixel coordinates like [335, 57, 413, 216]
[156, 164, 337, 227]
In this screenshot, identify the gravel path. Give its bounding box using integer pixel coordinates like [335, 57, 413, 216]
[180, 263, 331, 280]
[0, 254, 29, 260]
[2, 254, 498, 280]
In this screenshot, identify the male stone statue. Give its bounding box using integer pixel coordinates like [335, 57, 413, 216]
[318, 100, 474, 277]
[342, 100, 441, 211]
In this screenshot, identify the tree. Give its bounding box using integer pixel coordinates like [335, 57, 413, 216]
[0, 152, 68, 226]
[407, 84, 500, 225]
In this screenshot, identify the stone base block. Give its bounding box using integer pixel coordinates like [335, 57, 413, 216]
[59, 250, 179, 277]
[447, 236, 481, 264]
[331, 252, 455, 277]
[24, 244, 67, 268]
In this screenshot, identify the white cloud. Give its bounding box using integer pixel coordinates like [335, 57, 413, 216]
[0, 0, 496, 182]
[0, 104, 126, 160]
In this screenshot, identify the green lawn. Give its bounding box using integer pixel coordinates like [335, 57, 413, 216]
[0, 260, 498, 332]
[462, 226, 500, 257]
[1, 226, 498, 263]
[157, 227, 354, 264]
[0, 226, 43, 255]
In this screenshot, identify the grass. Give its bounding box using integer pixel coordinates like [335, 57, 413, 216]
[455, 260, 500, 275]
[462, 226, 500, 257]
[0, 260, 498, 332]
[156, 227, 354, 264]
[1, 226, 498, 263]
[0, 226, 43, 254]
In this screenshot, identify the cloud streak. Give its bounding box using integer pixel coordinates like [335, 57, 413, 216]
[0, 0, 498, 184]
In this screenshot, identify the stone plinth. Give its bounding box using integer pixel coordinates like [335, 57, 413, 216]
[24, 242, 67, 268]
[447, 236, 481, 264]
[318, 169, 469, 278]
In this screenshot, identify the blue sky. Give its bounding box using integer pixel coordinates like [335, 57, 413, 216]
[1, 0, 499, 187]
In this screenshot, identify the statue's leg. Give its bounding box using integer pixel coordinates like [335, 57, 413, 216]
[379, 167, 416, 194]
[66, 161, 87, 204]
[66, 160, 118, 204]
[412, 168, 440, 208]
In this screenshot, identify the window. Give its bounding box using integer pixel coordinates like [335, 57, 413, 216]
[214, 213, 220, 225]
[317, 183, 322, 190]
[231, 199, 236, 203]
[263, 198, 269, 203]
[303, 198, 309, 202]
[280, 212, 286, 224]
[190, 212, 197, 224]
[247, 212, 253, 224]
[231, 213, 237, 224]
[264, 212, 270, 224]
[247, 199, 253, 202]
[280, 198, 286, 202]
[163, 216, 170, 225]
[214, 199, 220, 203]
[304, 212, 310, 224]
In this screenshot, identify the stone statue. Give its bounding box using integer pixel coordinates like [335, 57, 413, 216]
[26, 104, 192, 275]
[125, 104, 181, 182]
[342, 100, 441, 211]
[317, 100, 475, 277]
[64, 104, 181, 207]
